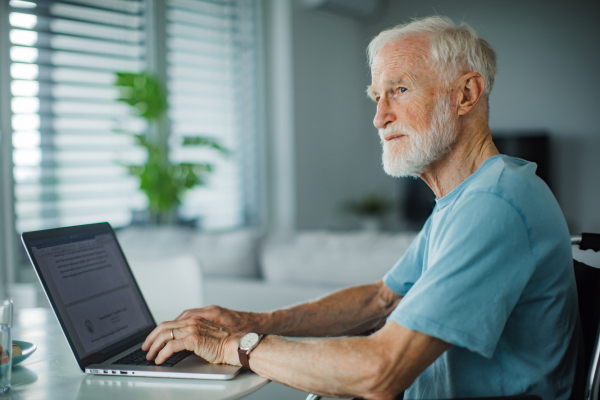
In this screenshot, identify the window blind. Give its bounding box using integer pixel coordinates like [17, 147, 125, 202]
[166, 0, 261, 230]
[9, 0, 148, 232]
[8, 0, 261, 233]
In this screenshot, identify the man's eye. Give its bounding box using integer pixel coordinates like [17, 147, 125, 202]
[397, 87, 407, 94]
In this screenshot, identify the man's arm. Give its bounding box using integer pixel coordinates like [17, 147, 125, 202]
[246, 322, 450, 399]
[176, 279, 402, 337]
[143, 318, 450, 400]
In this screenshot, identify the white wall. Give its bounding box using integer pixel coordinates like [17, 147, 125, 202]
[286, 0, 600, 233]
[291, 1, 398, 230]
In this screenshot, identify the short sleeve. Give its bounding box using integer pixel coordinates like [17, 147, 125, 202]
[388, 191, 538, 359]
[383, 216, 433, 296]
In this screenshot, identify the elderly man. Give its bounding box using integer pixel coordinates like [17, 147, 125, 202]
[142, 16, 578, 399]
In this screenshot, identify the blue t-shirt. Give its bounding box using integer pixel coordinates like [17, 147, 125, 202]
[383, 155, 578, 399]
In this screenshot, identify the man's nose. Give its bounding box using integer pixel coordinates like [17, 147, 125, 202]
[373, 97, 396, 130]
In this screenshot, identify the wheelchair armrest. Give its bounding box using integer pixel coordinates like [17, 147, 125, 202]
[580, 233, 600, 252]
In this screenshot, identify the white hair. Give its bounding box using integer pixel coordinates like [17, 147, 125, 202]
[380, 93, 458, 178]
[368, 16, 498, 98]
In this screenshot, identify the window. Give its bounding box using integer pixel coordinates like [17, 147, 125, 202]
[5, 0, 261, 233]
[8, 0, 147, 232]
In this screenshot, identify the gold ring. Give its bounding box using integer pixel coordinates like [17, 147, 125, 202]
[171, 328, 174, 340]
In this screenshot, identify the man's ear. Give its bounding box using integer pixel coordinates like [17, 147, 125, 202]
[457, 72, 485, 116]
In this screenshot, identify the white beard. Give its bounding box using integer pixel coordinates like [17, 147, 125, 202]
[379, 96, 458, 178]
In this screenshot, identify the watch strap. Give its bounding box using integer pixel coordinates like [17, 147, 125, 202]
[238, 347, 251, 370]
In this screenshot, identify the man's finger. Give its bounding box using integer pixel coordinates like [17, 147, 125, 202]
[155, 338, 190, 365]
[144, 321, 187, 357]
[146, 327, 173, 360]
[142, 321, 174, 351]
[177, 307, 221, 321]
[175, 309, 192, 320]
[142, 323, 166, 351]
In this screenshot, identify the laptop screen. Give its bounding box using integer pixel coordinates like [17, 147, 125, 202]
[24, 225, 155, 360]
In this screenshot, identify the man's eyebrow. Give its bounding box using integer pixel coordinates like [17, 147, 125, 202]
[366, 85, 377, 100]
[383, 76, 406, 86]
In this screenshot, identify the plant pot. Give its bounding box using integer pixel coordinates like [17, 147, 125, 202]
[360, 216, 382, 232]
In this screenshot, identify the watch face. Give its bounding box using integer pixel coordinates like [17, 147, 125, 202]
[239, 333, 260, 350]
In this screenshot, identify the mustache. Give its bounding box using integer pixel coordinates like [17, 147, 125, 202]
[378, 123, 418, 140]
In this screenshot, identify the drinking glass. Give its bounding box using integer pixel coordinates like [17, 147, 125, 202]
[0, 299, 13, 396]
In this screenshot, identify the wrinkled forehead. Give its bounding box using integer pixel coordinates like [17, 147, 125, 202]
[370, 34, 432, 82]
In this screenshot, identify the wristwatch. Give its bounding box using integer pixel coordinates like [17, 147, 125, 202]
[237, 332, 265, 371]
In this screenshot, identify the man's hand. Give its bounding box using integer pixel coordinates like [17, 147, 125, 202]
[141, 317, 244, 366]
[141, 312, 449, 399]
[175, 305, 260, 332]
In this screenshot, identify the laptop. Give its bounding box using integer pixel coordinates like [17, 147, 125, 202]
[21, 222, 242, 380]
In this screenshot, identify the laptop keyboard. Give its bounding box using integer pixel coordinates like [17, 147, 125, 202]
[112, 348, 193, 367]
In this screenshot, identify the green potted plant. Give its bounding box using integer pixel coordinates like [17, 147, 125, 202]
[342, 193, 392, 231]
[114, 72, 229, 225]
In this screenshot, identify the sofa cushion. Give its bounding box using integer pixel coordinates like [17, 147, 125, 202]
[117, 227, 263, 279]
[261, 231, 417, 287]
[203, 277, 345, 312]
[127, 254, 203, 322]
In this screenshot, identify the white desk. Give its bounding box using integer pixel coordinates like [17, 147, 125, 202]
[6, 308, 269, 400]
